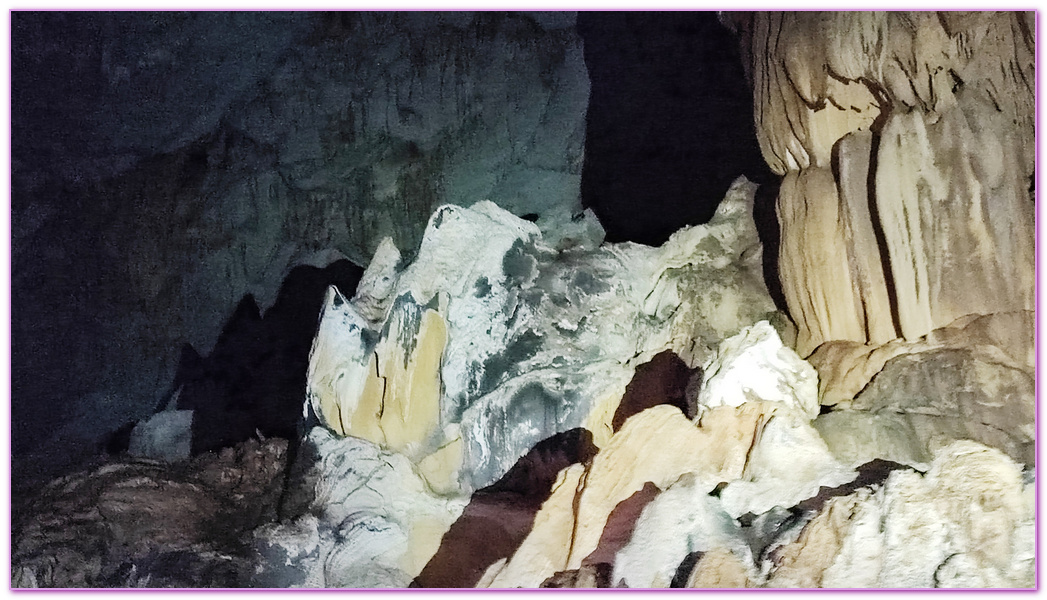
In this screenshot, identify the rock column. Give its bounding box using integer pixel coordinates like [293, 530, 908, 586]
[732, 11, 1034, 356]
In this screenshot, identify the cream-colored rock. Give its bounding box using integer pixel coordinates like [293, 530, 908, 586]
[686, 549, 754, 588]
[351, 236, 402, 325]
[873, 104, 1033, 342]
[775, 167, 866, 356]
[748, 11, 1033, 177]
[718, 407, 854, 518]
[697, 321, 819, 420]
[741, 11, 1034, 354]
[809, 311, 1034, 466]
[484, 403, 777, 588]
[809, 310, 1034, 408]
[765, 441, 1034, 588]
[308, 290, 447, 461]
[850, 348, 1034, 467]
[354, 302, 446, 459]
[765, 490, 876, 588]
[415, 436, 464, 497]
[476, 558, 508, 588]
[307, 286, 373, 437]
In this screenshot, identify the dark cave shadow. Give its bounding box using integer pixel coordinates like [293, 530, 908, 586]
[110, 259, 363, 457]
[412, 427, 599, 588]
[751, 177, 789, 314]
[577, 11, 775, 246]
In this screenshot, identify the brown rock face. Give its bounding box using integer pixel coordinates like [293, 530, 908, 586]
[540, 564, 615, 588]
[731, 11, 1034, 357]
[11, 438, 288, 588]
[612, 350, 700, 432]
[414, 428, 599, 588]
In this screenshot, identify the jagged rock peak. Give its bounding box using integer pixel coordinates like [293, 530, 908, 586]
[306, 178, 780, 495]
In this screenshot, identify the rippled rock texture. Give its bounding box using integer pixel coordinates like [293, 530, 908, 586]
[727, 11, 1034, 357]
[11, 12, 1035, 590]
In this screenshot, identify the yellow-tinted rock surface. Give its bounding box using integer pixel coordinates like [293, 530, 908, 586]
[734, 11, 1034, 356]
[483, 403, 778, 588]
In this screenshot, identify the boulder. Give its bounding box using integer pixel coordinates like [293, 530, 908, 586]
[127, 410, 193, 462]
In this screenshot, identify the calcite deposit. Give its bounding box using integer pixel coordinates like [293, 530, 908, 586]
[728, 11, 1034, 357]
[306, 177, 779, 495]
[11, 11, 1035, 591]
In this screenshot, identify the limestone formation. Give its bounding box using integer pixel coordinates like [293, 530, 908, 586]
[809, 310, 1034, 407]
[13, 13, 1036, 591]
[809, 310, 1034, 466]
[415, 428, 599, 588]
[851, 349, 1033, 466]
[249, 427, 466, 588]
[481, 403, 776, 588]
[732, 11, 1034, 356]
[685, 549, 755, 588]
[307, 177, 779, 494]
[697, 320, 819, 420]
[765, 441, 1035, 588]
[612, 473, 752, 588]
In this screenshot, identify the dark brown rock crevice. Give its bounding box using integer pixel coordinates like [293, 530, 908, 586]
[413, 428, 598, 588]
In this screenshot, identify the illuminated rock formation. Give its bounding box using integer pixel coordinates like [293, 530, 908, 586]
[765, 442, 1034, 588]
[730, 11, 1034, 357]
[306, 177, 779, 494]
[249, 428, 466, 588]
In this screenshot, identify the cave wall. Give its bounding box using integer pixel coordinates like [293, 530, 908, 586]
[11, 11, 590, 485]
[728, 11, 1035, 357]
